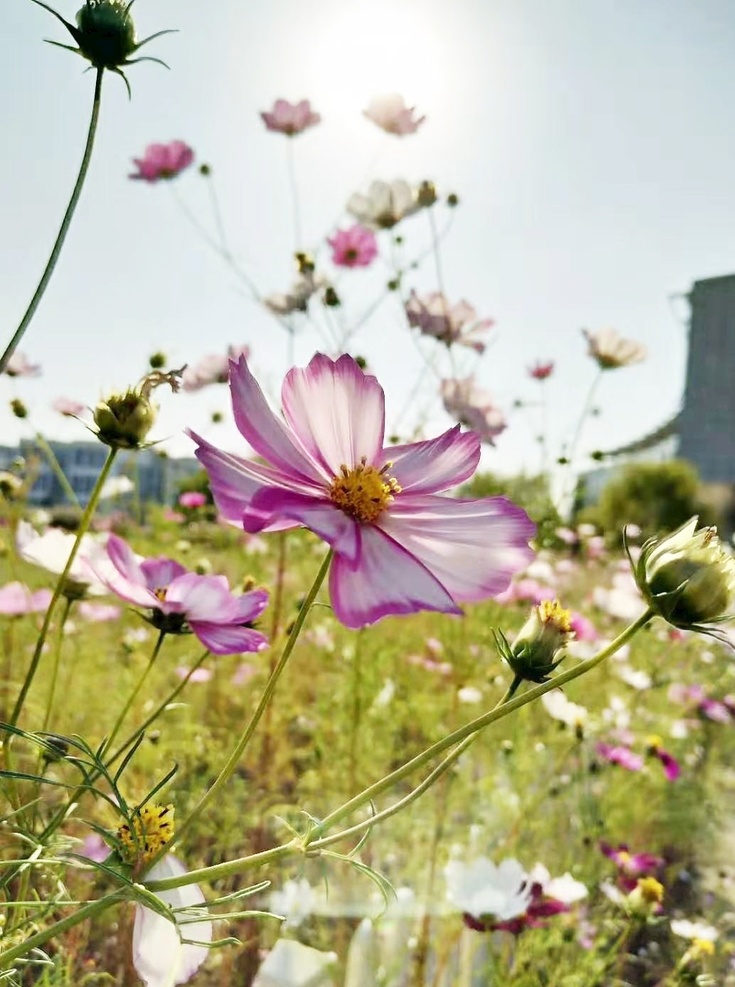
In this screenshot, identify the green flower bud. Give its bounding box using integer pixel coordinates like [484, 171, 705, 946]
[323, 286, 341, 308]
[634, 517, 735, 631]
[446, 192, 460, 207]
[10, 399, 28, 420]
[93, 368, 183, 450]
[494, 600, 573, 683]
[148, 351, 166, 370]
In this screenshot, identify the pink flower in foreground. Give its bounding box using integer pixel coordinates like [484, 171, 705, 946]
[528, 361, 554, 380]
[178, 491, 207, 510]
[406, 291, 493, 352]
[327, 225, 378, 268]
[93, 535, 269, 655]
[182, 345, 251, 392]
[189, 353, 535, 629]
[260, 98, 320, 136]
[0, 581, 51, 616]
[596, 742, 644, 772]
[4, 352, 40, 377]
[130, 141, 194, 183]
[441, 377, 507, 446]
[363, 93, 426, 136]
[52, 396, 85, 417]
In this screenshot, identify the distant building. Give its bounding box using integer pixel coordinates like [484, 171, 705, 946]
[0, 440, 200, 508]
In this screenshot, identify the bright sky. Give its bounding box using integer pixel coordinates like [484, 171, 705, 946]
[2, 0, 735, 477]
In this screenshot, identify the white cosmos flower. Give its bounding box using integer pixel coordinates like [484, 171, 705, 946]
[252, 938, 337, 987]
[541, 690, 589, 729]
[445, 857, 531, 922]
[582, 328, 647, 369]
[528, 863, 588, 904]
[615, 665, 652, 691]
[133, 855, 213, 987]
[670, 918, 719, 941]
[268, 878, 318, 929]
[346, 179, 421, 230]
[16, 520, 114, 597]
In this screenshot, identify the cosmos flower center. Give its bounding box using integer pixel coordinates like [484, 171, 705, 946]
[329, 458, 401, 524]
[117, 803, 174, 864]
[154, 587, 167, 603]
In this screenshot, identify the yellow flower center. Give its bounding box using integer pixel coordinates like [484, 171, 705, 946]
[329, 458, 401, 524]
[617, 850, 632, 865]
[647, 734, 663, 750]
[154, 587, 167, 603]
[692, 938, 715, 957]
[117, 802, 174, 864]
[635, 876, 664, 904]
[538, 599, 573, 633]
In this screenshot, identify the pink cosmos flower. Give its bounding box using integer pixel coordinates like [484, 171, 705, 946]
[182, 345, 251, 392]
[363, 94, 426, 136]
[596, 742, 644, 772]
[189, 353, 535, 630]
[52, 396, 85, 417]
[175, 666, 212, 683]
[406, 292, 493, 352]
[528, 361, 554, 380]
[441, 377, 507, 446]
[178, 491, 207, 510]
[260, 99, 320, 136]
[78, 602, 121, 622]
[327, 225, 378, 268]
[93, 534, 269, 655]
[130, 141, 194, 183]
[569, 612, 599, 642]
[647, 737, 681, 781]
[4, 352, 40, 377]
[0, 581, 52, 616]
[600, 842, 664, 891]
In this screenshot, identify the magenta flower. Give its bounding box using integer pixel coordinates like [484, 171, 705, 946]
[363, 94, 426, 136]
[406, 291, 493, 352]
[260, 99, 320, 136]
[130, 142, 194, 183]
[182, 344, 251, 392]
[189, 353, 535, 630]
[647, 737, 681, 781]
[93, 535, 269, 655]
[178, 491, 207, 510]
[4, 352, 40, 377]
[528, 361, 554, 380]
[327, 225, 378, 268]
[569, 612, 599, 642]
[0, 581, 52, 616]
[52, 396, 85, 417]
[441, 377, 507, 446]
[600, 842, 664, 891]
[596, 742, 644, 772]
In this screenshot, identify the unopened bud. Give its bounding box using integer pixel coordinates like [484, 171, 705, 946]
[148, 351, 166, 370]
[10, 399, 28, 420]
[295, 251, 315, 275]
[323, 286, 341, 307]
[417, 180, 438, 207]
[93, 367, 183, 450]
[447, 192, 460, 207]
[626, 877, 663, 919]
[494, 600, 573, 683]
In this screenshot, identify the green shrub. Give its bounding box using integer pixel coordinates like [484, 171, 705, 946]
[460, 471, 562, 547]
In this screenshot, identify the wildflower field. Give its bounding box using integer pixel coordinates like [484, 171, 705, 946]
[2, 2, 735, 986]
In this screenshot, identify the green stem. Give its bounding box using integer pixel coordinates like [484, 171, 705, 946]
[10, 447, 118, 726]
[41, 597, 74, 732]
[105, 630, 166, 752]
[173, 550, 332, 848]
[33, 432, 80, 508]
[0, 68, 104, 376]
[147, 611, 652, 893]
[557, 368, 603, 517]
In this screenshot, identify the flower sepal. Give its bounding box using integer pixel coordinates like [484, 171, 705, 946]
[494, 600, 573, 683]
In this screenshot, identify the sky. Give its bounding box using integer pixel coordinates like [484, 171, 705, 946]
[2, 0, 735, 477]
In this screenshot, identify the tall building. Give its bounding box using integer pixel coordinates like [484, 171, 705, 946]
[677, 273, 735, 482]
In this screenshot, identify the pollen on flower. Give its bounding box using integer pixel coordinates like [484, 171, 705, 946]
[635, 876, 664, 904]
[117, 803, 174, 864]
[538, 600, 573, 633]
[329, 458, 401, 524]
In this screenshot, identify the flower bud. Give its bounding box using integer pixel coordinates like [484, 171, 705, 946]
[75, 0, 137, 67]
[494, 600, 573, 683]
[634, 517, 735, 631]
[10, 399, 28, 420]
[93, 368, 183, 450]
[417, 180, 438, 207]
[148, 351, 166, 370]
[625, 876, 663, 919]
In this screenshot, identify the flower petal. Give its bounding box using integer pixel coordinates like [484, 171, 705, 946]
[379, 496, 535, 601]
[329, 525, 460, 629]
[229, 354, 325, 483]
[386, 426, 480, 495]
[91, 535, 159, 608]
[245, 488, 360, 561]
[107, 534, 147, 587]
[133, 855, 212, 987]
[190, 620, 269, 655]
[165, 573, 240, 622]
[231, 588, 270, 624]
[281, 353, 385, 475]
[140, 557, 189, 592]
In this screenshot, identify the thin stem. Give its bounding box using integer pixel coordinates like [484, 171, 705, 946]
[147, 612, 652, 893]
[204, 171, 231, 259]
[105, 630, 167, 752]
[10, 447, 118, 726]
[285, 140, 302, 250]
[0, 68, 104, 375]
[41, 597, 74, 732]
[557, 368, 603, 517]
[33, 432, 80, 508]
[173, 549, 333, 847]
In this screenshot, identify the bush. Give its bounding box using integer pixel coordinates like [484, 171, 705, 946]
[588, 459, 714, 542]
[460, 471, 562, 547]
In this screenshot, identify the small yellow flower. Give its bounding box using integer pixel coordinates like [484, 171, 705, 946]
[117, 803, 174, 865]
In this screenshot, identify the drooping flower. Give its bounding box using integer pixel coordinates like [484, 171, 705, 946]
[363, 94, 426, 136]
[181, 345, 251, 392]
[441, 377, 507, 445]
[528, 360, 554, 380]
[582, 328, 647, 370]
[52, 396, 85, 417]
[408, 292, 494, 353]
[327, 224, 378, 268]
[92, 534, 269, 654]
[130, 142, 194, 183]
[264, 272, 327, 317]
[346, 180, 422, 230]
[0, 581, 52, 616]
[133, 854, 212, 987]
[4, 351, 40, 377]
[189, 353, 534, 629]
[16, 521, 113, 599]
[260, 99, 321, 136]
